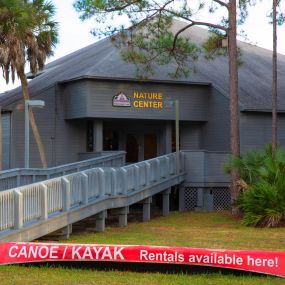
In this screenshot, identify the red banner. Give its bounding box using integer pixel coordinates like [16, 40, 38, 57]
[0, 242, 284, 277]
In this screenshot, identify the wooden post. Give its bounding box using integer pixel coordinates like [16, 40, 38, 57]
[143, 197, 152, 222]
[95, 210, 107, 232]
[14, 190, 23, 230]
[81, 172, 89, 205]
[40, 183, 48, 221]
[162, 188, 171, 216]
[110, 207, 128, 227]
[62, 177, 71, 212]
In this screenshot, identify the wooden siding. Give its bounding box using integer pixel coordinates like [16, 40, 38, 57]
[54, 85, 86, 165]
[2, 112, 11, 169]
[182, 150, 230, 185]
[9, 88, 56, 168]
[240, 112, 285, 153]
[201, 88, 230, 152]
[63, 80, 209, 121]
[180, 122, 204, 150]
[7, 86, 87, 168]
[4, 79, 234, 169]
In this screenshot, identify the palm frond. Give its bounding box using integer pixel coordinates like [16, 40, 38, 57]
[0, 0, 58, 81]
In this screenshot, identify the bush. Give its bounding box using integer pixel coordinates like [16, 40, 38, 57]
[238, 178, 285, 227]
[225, 145, 285, 227]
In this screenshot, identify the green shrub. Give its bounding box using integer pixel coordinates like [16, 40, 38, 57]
[225, 145, 285, 227]
[238, 178, 285, 227]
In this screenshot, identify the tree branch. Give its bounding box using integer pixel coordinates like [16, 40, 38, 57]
[123, 0, 174, 33]
[191, 20, 228, 31]
[162, 8, 227, 32]
[212, 0, 229, 9]
[172, 23, 194, 50]
[171, 20, 228, 52]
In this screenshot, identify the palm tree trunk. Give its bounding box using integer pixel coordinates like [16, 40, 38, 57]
[228, 0, 240, 216]
[18, 70, 47, 168]
[272, 0, 277, 157]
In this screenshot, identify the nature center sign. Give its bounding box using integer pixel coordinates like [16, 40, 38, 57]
[112, 91, 164, 109]
[133, 91, 164, 109]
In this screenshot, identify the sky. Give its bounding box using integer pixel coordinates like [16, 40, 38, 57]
[0, 0, 284, 93]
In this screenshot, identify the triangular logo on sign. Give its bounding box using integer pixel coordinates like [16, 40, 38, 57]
[113, 92, 131, 107]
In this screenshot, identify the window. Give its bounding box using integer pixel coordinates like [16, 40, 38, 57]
[103, 130, 119, 151]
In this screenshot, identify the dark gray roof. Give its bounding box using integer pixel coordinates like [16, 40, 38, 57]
[1, 20, 285, 111]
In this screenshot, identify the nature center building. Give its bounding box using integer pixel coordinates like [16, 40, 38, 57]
[0, 22, 285, 211]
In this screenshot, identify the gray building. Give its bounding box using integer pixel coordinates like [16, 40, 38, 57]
[0, 22, 285, 177]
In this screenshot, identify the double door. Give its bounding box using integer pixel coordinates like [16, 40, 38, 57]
[126, 133, 157, 163]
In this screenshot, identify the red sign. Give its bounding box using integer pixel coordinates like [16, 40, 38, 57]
[0, 243, 284, 277]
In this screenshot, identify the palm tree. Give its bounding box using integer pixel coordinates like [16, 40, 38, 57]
[0, 0, 58, 168]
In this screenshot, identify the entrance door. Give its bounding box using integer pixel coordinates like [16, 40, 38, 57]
[144, 134, 157, 160]
[126, 134, 139, 163]
[126, 133, 158, 163]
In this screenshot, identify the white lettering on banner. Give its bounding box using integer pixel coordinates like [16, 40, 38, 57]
[101, 247, 113, 259]
[247, 256, 277, 268]
[50, 246, 60, 259]
[113, 247, 125, 260]
[8, 245, 125, 261]
[71, 246, 125, 260]
[8, 245, 59, 259]
[82, 247, 93, 259]
[2, 243, 285, 277]
[29, 246, 38, 258]
[188, 253, 243, 265]
[72, 246, 82, 259]
[38, 246, 49, 259]
[17, 246, 27, 258]
[8, 245, 18, 258]
[93, 247, 104, 259]
[140, 250, 185, 262]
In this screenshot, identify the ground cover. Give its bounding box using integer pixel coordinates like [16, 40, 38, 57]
[0, 211, 285, 284]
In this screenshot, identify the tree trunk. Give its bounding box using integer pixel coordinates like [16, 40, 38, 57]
[272, 0, 277, 157]
[18, 70, 47, 168]
[228, 0, 240, 216]
[0, 106, 2, 170]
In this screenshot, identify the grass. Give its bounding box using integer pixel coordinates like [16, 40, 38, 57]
[67, 211, 285, 251]
[1, 211, 285, 284]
